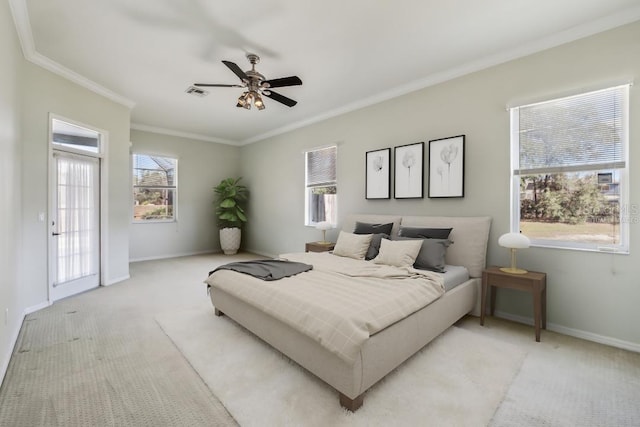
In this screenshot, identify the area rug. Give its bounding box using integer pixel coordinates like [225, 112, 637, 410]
[156, 307, 526, 427]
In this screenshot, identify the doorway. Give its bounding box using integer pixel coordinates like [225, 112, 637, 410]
[49, 117, 103, 301]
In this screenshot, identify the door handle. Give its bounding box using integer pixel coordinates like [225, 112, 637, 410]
[52, 232, 60, 236]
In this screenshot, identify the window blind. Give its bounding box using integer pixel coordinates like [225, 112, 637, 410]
[514, 85, 628, 175]
[306, 146, 337, 187]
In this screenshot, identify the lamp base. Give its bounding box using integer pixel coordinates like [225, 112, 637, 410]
[500, 267, 528, 275]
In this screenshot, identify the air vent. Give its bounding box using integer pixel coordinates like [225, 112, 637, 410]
[185, 86, 209, 97]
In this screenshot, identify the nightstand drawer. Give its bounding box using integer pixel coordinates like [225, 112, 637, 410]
[305, 242, 335, 253]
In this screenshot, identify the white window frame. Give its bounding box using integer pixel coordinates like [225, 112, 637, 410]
[132, 153, 178, 223]
[304, 145, 337, 226]
[509, 85, 630, 253]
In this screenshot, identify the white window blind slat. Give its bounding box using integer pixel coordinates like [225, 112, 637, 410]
[516, 86, 627, 172]
[306, 146, 337, 187]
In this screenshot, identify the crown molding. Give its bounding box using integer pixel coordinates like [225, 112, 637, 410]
[242, 8, 640, 145]
[8, 0, 135, 109]
[9, 0, 640, 145]
[130, 123, 238, 145]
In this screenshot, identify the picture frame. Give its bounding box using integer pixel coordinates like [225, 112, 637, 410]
[394, 142, 424, 199]
[365, 148, 391, 199]
[428, 135, 465, 198]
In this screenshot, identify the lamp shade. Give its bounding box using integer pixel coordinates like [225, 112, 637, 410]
[498, 232, 530, 249]
[315, 221, 333, 231]
[315, 221, 333, 244]
[498, 232, 530, 274]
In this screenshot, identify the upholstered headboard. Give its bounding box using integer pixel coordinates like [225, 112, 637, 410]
[343, 214, 491, 278]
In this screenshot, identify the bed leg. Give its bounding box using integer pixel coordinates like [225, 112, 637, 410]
[339, 392, 364, 412]
[214, 308, 224, 317]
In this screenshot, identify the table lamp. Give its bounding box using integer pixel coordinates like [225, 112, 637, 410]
[498, 232, 531, 274]
[315, 221, 333, 245]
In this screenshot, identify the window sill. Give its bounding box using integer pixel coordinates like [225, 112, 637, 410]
[529, 241, 629, 255]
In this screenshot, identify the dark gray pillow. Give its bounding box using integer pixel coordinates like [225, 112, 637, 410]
[354, 221, 394, 236]
[398, 226, 453, 240]
[394, 236, 452, 272]
[365, 233, 390, 260]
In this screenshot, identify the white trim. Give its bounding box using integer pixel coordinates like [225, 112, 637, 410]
[0, 314, 23, 387]
[128, 249, 220, 263]
[48, 114, 108, 301]
[10, 0, 640, 145]
[494, 310, 640, 353]
[130, 123, 238, 146]
[241, 6, 640, 145]
[25, 301, 51, 315]
[104, 275, 130, 286]
[243, 248, 276, 259]
[8, 0, 135, 109]
[0, 301, 52, 387]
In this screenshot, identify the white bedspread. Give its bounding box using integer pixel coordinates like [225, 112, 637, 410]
[205, 252, 444, 364]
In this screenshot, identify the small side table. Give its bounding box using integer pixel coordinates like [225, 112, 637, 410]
[480, 266, 547, 342]
[305, 241, 335, 253]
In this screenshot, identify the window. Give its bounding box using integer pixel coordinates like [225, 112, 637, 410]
[52, 118, 101, 154]
[305, 145, 337, 226]
[510, 85, 629, 252]
[132, 154, 177, 222]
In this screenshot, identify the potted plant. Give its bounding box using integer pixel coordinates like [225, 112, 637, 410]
[214, 177, 248, 255]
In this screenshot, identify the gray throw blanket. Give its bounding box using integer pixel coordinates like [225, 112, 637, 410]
[209, 260, 313, 281]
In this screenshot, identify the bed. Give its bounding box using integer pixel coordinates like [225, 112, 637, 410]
[206, 214, 491, 411]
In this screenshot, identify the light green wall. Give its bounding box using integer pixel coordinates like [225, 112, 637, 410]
[129, 130, 241, 260]
[20, 59, 132, 304]
[0, 0, 25, 380]
[240, 21, 640, 348]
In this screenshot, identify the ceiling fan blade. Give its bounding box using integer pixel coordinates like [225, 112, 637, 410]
[262, 76, 302, 88]
[222, 60, 249, 81]
[263, 90, 298, 107]
[194, 83, 244, 88]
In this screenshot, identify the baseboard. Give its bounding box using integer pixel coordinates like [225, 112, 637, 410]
[104, 275, 130, 286]
[25, 301, 50, 315]
[129, 249, 219, 263]
[244, 248, 276, 259]
[1, 307, 29, 388]
[494, 310, 640, 353]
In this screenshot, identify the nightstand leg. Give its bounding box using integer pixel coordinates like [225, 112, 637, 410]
[542, 283, 547, 330]
[489, 285, 496, 316]
[480, 271, 488, 326]
[533, 286, 542, 342]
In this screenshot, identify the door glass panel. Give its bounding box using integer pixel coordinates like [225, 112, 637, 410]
[55, 154, 99, 285]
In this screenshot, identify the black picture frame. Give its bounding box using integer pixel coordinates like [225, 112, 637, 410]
[365, 148, 391, 199]
[394, 142, 424, 199]
[428, 135, 465, 198]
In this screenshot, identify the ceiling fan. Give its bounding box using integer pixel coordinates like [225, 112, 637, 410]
[194, 53, 302, 110]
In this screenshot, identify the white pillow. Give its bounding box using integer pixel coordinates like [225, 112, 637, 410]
[333, 231, 373, 260]
[373, 238, 423, 268]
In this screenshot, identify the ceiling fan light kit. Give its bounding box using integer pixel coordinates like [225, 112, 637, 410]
[194, 53, 302, 111]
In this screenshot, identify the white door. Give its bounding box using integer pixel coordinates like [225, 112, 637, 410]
[50, 151, 100, 301]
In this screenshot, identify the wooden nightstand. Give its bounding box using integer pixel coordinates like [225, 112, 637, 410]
[480, 266, 547, 342]
[305, 242, 335, 253]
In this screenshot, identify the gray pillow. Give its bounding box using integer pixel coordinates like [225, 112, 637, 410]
[398, 226, 453, 240]
[394, 236, 452, 272]
[365, 233, 390, 260]
[354, 221, 394, 236]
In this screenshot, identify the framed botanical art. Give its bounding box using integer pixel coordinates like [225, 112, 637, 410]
[394, 142, 424, 199]
[428, 135, 465, 198]
[365, 148, 391, 199]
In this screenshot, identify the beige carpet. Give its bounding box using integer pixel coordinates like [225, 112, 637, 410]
[0, 254, 253, 427]
[157, 306, 526, 427]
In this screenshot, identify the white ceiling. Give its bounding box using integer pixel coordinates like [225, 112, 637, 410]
[11, 0, 640, 145]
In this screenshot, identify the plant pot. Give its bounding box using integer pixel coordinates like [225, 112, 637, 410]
[219, 227, 242, 255]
